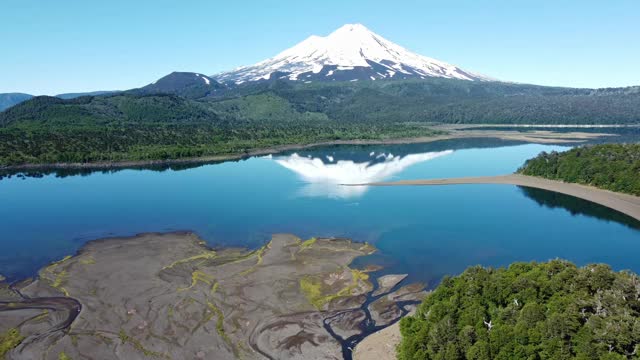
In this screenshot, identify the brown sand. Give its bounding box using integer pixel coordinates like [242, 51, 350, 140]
[353, 319, 404, 360]
[361, 174, 640, 221]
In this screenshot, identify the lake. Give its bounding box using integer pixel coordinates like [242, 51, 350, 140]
[1, 137, 639, 286]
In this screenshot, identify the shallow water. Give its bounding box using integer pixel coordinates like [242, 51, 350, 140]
[1, 138, 639, 285]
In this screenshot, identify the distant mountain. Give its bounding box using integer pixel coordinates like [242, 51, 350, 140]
[0, 93, 33, 111]
[214, 23, 492, 84]
[138, 72, 225, 99]
[0, 91, 120, 111]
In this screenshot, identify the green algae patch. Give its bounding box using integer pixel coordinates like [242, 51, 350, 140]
[0, 328, 25, 358]
[50, 270, 70, 297]
[206, 301, 235, 354]
[300, 277, 324, 309]
[238, 242, 270, 276]
[118, 329, 166, 358]
[300, 268, 371, 309]
[230, 240, 272, 268]
[46, 255, 72, 270]
[256, 243, 268, 265]
[58, 352, 72, 360]
[79, 256, 96, 265]
[333, 269, 370, 299]
[70, 334, 78, 346]
[350, 269, 369, 283]
[52, 270, 67, 289]
[162, 250, 218, 270]
[299, 237, 317, 250]
[31, 310, 50, 323]
[179, 270, 215, 292]
[44, 254, 73, 296]
[357, 242, 376, 254]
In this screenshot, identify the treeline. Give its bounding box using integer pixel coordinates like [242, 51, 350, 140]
[212, 79, 640, 125]
[1, 78, 640, 167]
[398, 260, 640, 360]
[0, 93, 438, 166]
[518, 144, 640, 196]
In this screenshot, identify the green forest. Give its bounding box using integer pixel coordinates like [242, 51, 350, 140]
[398, 260, 640, 360]
[0, 93, 439, 166]
[254, 79, 640, 125]
[518, 144, 640, 196]
[1, 78, 639, 167]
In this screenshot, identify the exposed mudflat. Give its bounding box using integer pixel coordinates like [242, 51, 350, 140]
[353, 314, 407, 360]
[372, 274, 407, 297]
[0, 232, 425, 359]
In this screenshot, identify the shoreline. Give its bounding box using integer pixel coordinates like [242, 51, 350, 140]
[0, 232, 426, 359]
[0, 129, 614, 172]
[352, 174, 640, 222]
[353, 174, 640, 359]
[436, 123, 640, 129]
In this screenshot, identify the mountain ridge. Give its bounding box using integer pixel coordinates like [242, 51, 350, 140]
[0, 93, 33, 112]
[214, 24, 491, 84]
[0, 91, 120, 111]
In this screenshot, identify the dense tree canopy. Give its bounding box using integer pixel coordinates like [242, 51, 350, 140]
[518, 144, 640, 196]
[263, 80, 640, 125]
[398, 260, 640, 360]
[1, 78, 639, 167]
[0, 93, 439, 167]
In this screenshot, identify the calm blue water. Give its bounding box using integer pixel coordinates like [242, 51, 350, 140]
[1, 138, 639, 286]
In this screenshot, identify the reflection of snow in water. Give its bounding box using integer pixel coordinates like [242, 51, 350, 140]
[274, 150, 454, 198]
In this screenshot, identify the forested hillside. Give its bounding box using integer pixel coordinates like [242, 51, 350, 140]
[234, 79, 640, 125]
[1, 78, 639, 167]
[398, 260, 640, 360]
[0, 93, 437, 166]
[518, 143, 640, 196]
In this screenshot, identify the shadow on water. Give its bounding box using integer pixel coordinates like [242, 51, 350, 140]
[281, 137, 528, 165]
[0, 159, 237, 180]
[0, 137, 528, 180]
[0, 138, 524, 180]
[518, 186, 640, 230]
[1, 128, 637, 181]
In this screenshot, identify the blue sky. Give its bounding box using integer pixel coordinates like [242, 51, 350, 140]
[2, 0, 639, 95]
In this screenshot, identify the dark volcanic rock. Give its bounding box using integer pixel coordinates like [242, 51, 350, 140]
[0, 233, 384, 360]
[325, 310, 367, 339]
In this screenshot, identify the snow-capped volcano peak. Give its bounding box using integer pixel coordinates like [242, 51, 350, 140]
[214, 23, 492, 84]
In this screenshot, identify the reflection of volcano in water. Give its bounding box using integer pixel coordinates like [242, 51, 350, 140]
[274, 150, 453, 198]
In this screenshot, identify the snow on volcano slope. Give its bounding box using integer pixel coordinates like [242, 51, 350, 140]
[214, 23, 492, 84]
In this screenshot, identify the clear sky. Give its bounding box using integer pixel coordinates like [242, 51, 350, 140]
[2, 0, 639, 95]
